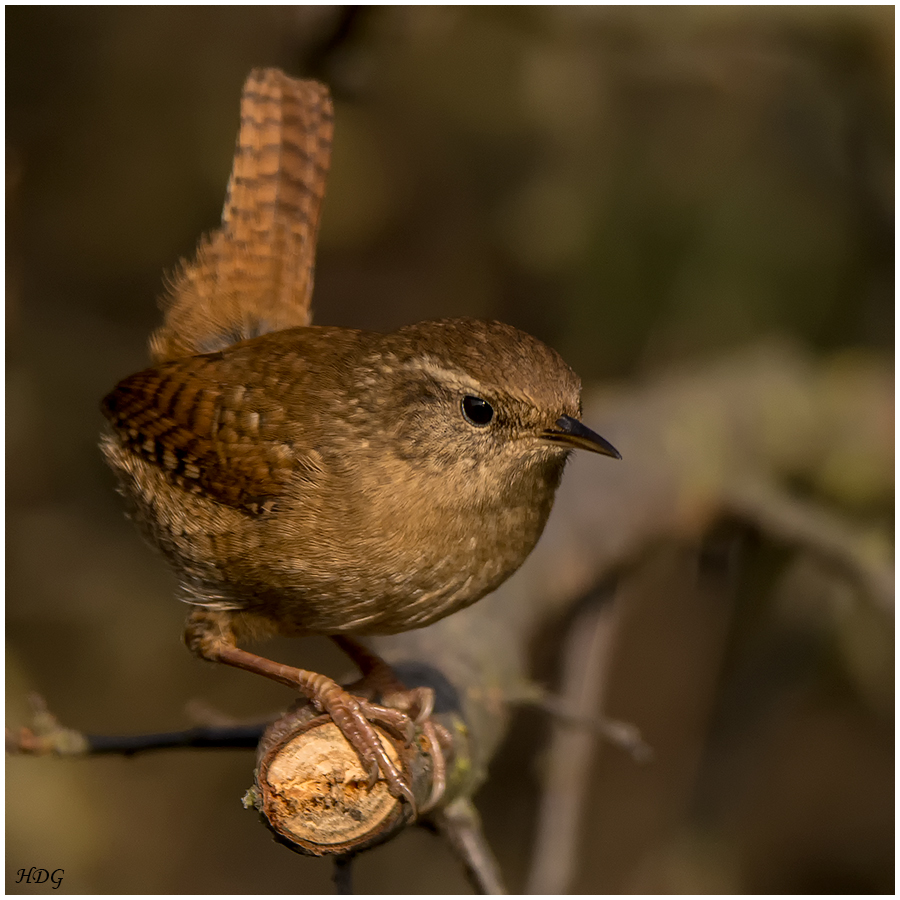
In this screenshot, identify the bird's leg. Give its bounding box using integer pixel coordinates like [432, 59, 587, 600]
[183, 610, 416, 807]
[332, 635, 434, 717]
[332, 635, 449, 812]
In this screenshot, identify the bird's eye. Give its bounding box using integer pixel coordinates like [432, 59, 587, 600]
[461, 395, 494, 426]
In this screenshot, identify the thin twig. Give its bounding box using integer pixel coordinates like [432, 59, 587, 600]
[7, 693, 265, 757]
[84, 725, 264, 754]
[723, 476, 894, 613]
[526, 587, 623, 894]
[9, 723, 265, 756]
[434, 798, 507, 894]
[333, 855, 355, 894]
[507, 682, 652, 762]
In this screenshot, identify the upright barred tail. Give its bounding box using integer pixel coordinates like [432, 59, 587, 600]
[151, 69, 334, 363]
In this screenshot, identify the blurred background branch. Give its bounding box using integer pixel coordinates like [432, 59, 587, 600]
[7, 6, 892, 893]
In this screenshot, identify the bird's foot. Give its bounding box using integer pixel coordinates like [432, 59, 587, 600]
[305, 672, 419, 808]
[331, 637, 449, 812]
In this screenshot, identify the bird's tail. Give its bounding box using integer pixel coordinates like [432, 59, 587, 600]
[151, 68, 334, 363]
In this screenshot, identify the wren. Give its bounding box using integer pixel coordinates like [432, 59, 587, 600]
[100, 69, 620, 808]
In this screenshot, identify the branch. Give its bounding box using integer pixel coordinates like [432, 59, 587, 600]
[434, 798, 506, 894]
[6, 693, 265, 757]
[526, 587, 624, 894]
[722, 476, 893, 613]
[8, 341, 891, 891]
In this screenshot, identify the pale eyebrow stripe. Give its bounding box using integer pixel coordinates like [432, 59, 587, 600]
[403, 356, 545, 409]
[402, 356, 485, 394]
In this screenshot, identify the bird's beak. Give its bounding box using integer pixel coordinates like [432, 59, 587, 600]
[541, 415, 621, 459]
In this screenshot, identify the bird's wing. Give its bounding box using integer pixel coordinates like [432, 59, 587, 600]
[101, 352, 313, 515]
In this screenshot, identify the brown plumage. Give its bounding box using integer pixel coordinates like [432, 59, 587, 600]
[102, 318, 608, 637]
[150, 69, 333, 363]
[100, 70, 619, 808]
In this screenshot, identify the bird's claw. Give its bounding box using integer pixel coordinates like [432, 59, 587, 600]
[317, 685, 419, 813]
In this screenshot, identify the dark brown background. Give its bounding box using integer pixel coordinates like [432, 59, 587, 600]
[7, 7, 893, 893]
